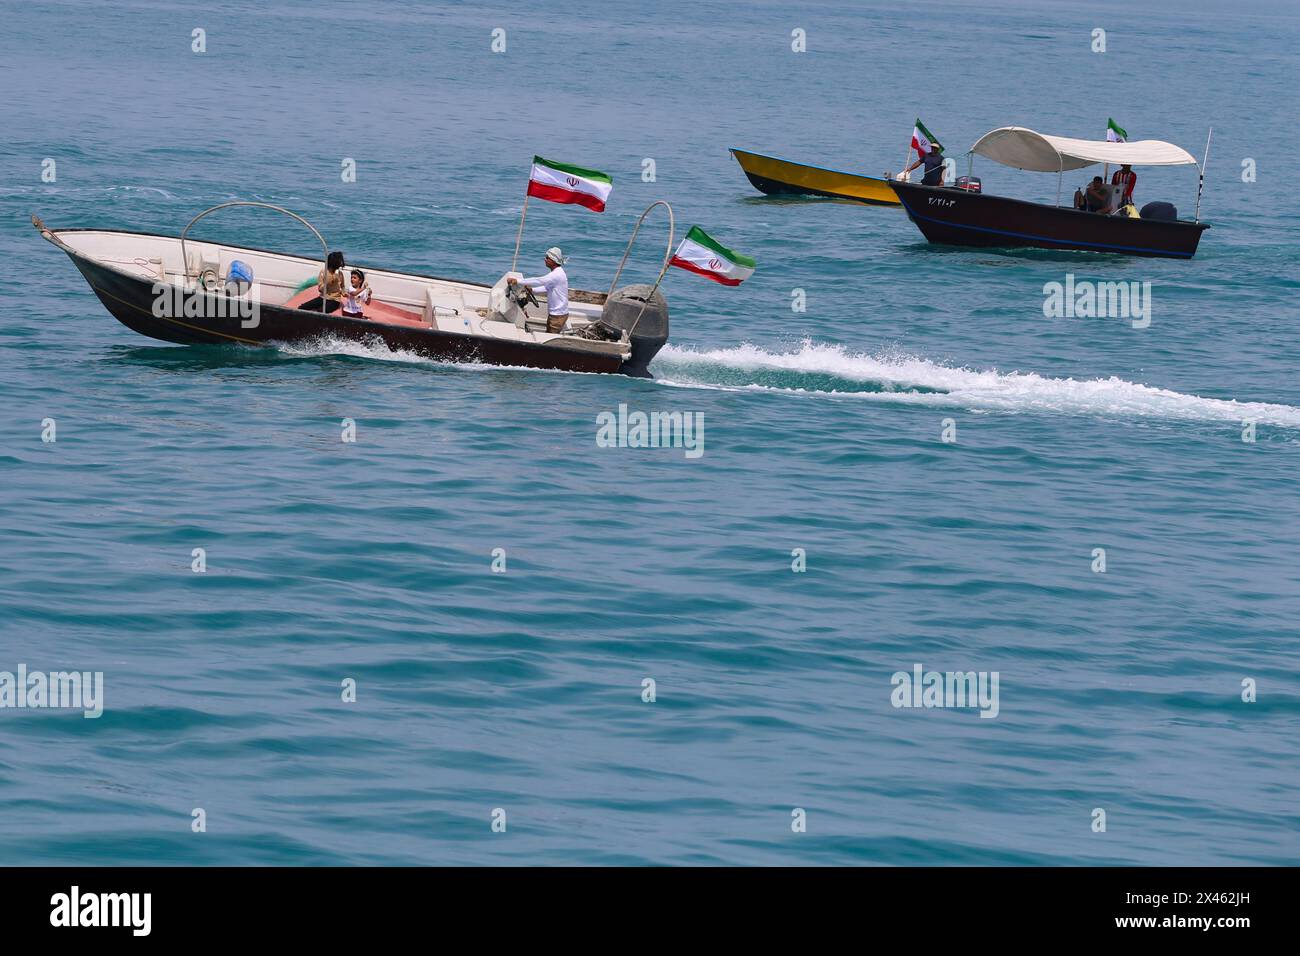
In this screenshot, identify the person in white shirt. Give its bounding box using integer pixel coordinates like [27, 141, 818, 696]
[508, 246, 569, 333]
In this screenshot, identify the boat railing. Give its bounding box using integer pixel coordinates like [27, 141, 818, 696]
[179, 201, 330, 290]
[607, 200, 674, 300]
[606, 200, 675, 337]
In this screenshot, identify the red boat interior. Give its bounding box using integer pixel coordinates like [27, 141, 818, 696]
[283, 288, 426, 327]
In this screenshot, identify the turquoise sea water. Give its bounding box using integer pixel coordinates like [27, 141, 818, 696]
[1, 0, 1298, 865]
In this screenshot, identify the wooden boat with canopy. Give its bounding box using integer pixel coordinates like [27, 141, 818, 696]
[888, 126, 1211, 258]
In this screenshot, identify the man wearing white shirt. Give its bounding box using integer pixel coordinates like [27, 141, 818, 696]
[508, 246, 569, 333]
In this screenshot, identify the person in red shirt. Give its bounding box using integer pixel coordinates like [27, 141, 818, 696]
[1111, 164, 1137, 205]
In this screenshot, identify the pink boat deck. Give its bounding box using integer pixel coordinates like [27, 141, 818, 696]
[284, 288, 427, 328]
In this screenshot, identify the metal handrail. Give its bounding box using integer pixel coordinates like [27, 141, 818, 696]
[606, 200, 675, 301]
[179, 201, 329, 288]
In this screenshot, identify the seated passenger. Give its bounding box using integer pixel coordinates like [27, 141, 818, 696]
[1084, 177, 1110, 213]
[1073, 185, 1087, 210]
[341, 269, 372, 319]
[300, 251, 346, 313]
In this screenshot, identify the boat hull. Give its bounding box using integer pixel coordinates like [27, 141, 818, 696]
[63, 249, 630, 375]
[730, 148, 899, 205]
[888, 181, 1208, 258]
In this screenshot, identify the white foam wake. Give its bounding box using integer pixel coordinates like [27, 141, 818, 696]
[268, 334, 1300, 428]
[274, 334, 444, 367]
[270, 334, 573, 375]
[652, 341, 1300, 428]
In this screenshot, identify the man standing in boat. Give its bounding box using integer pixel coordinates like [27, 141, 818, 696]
[1111, 163, 1137, 207]
[901, 140, 946, 186]
[899, 119, 951, 187]
[508, 246, 569, 333]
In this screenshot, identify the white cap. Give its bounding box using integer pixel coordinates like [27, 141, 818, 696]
[545, 246, 567, 265]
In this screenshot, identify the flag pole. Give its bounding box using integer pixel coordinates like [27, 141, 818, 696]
[1195, 126, 1213, 223]
[1103, 119, 1117, 194]
[510, 190, 530, 273]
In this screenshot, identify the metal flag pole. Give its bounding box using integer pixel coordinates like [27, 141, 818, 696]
[510, 189, 531, 273]
[1195, 127, 1213, 223]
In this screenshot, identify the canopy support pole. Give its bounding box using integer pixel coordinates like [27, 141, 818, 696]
[1195, 127, 1213, 223]
[510, 191, 531, 273]
[1052, 141, 1065, 207]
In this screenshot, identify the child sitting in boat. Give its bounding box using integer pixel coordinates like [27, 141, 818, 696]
[341, 269, 372, 319]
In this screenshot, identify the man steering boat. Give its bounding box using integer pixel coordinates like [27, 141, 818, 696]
[507, 246, 570, 333]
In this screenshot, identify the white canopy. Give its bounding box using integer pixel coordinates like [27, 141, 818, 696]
[969, 127, 1199, 172]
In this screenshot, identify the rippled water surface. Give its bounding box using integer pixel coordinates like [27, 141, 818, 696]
[1, 0, 1298, 865]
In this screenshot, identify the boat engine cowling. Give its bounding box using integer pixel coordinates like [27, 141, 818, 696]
[598, 283, 669, 377]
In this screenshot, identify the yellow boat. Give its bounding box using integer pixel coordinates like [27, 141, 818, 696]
[730, 147, 900, 206]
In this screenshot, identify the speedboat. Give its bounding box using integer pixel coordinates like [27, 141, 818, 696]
[34, 200, 676, 377]
[730, 148, 899, 205]
[887, 126, 1211, 258]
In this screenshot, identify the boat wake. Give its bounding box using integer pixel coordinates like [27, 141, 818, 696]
[273, 334, 451, 368]
[651, 341, 1300, 428]
[268, 334, 1300, 429]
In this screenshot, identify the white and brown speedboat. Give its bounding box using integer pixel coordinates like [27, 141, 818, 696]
[34, 201, 675, 377]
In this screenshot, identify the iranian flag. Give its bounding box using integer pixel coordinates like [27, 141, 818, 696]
[912, 118, 939, 155]
[669, 226, 755, 286]
[526, 156, 612, 212]
[1106, 118, 1128, 143]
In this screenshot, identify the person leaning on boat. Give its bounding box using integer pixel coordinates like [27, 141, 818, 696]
[303, 251, 347, 313]
[507, 246, 569, 333]
[900, 141, 947, 186]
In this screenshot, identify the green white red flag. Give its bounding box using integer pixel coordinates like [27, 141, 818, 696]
[669, 226, 755, 286]
[912, 118, 939, 155]
[1106, 118, 1128, 143]
[526, 156, 612, 212]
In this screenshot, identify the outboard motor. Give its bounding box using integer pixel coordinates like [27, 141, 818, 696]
[1140, 201, 1178, 222]
[597, 283, 669, 378]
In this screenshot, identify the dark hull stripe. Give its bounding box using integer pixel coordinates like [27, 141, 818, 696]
[889, 182, 1206, 259]
[897, 197, 1198, 258]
